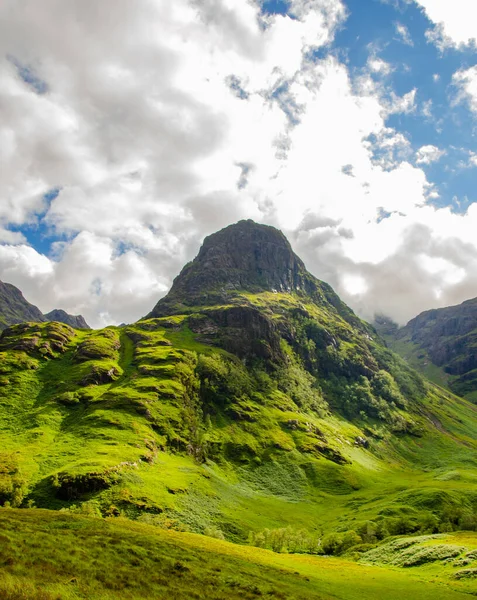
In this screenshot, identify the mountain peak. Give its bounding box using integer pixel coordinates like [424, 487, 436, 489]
[148, 220, 318, 317]
[0, 279, 90, 330]
[0, 279, 46, 329]
[147, 219, 361, 329]
[193, 219, 307, 291]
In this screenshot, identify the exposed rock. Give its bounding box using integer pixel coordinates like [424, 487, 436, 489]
[0, 321, 75, 355]
[146, 220, 365, 332]
[80, 365, 120, 385]
[190, 305, 283, 362]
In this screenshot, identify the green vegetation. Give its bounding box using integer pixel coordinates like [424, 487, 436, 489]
[0, 294, 476, 546]
[0, 509, 475, 600]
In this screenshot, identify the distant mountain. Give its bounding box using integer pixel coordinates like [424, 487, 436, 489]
[0, 279, 90, 330]
[43, 309, 90, 330]
[0, 279, 46, 329]
[375, 297, 477, 403]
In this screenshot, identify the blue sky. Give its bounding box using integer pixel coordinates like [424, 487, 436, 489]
[263, 0, 477, 211]
[1, 0, 477, 327]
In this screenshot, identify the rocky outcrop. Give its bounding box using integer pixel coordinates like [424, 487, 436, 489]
[391, 297, 477, 399]
[0, 321, 76, 357]
[189, 305, 284, 362]
[402, 298, 477, 354]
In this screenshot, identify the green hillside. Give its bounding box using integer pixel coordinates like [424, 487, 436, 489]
[1, 221, 477, 598]
[1, 509, 476, 600]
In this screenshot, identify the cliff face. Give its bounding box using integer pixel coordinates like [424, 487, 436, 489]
[147, 220, 360, 326]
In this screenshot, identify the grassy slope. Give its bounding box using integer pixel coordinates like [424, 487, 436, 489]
[0, 301, 476, 538]
[0, 508, 475, 600]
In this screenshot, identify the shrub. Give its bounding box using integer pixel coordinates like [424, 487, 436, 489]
[204, 526, 225, 540]
[321, 530, 362, 555]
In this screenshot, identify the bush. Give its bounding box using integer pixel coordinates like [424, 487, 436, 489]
[196, 354, 252, 408]
[204, 526, 225, 540]
[321, 530, 362, 555]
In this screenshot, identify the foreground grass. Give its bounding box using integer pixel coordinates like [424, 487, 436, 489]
[0, 509, 475, 600]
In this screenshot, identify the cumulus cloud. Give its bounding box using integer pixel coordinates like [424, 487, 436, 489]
[414, 0, 477, 50]
[415, 144, 446, 164]
[0, 0, 477, 328]
[468, 151, 477, 168]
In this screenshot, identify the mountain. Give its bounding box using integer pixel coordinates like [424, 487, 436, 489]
[0, 279, 46, 328]
[0, 278, 90, 330]
[43, 309, 90, 330]
[376, 297, 477, 403]
[0, 220, 476, 585]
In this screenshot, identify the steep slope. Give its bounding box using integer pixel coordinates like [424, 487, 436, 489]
[377, 298, 477, 403]
[0, 278, 90, 330]
[0, 221, 476, 550]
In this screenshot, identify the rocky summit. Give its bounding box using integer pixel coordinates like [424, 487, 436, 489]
[148, 219, 358, 322]
[150, 220, 307, 307]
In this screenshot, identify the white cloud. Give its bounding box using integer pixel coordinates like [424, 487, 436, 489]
[395, 22, 414, 46]
[421, 99, 433, 118]
[415, 0, 477, 49]
[0, 0, 477, 328]
[468, 151, 477, 168]
[368, 57, 393, 76]
[415, 144, 446, 164]
[453, 66, 477, 114]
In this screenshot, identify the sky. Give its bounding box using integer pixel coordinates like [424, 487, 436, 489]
[0, 0, 477, 328]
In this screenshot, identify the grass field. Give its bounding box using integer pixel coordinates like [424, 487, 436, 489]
[0, 509, 476, 600]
